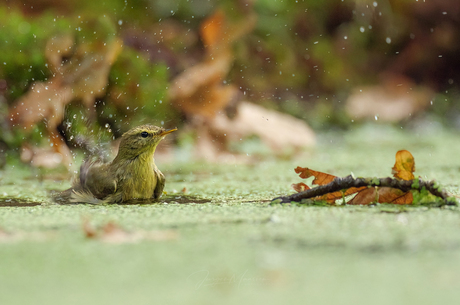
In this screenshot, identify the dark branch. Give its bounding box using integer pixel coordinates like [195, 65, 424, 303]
[273, 176, 456, 206]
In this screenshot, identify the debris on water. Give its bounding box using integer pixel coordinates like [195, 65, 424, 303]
[0, 198, 42, 207]
[51, 190, 210, 205]
[120, 195, 210, 205]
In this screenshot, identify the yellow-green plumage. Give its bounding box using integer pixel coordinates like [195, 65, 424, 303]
[69, 125, 176, 204]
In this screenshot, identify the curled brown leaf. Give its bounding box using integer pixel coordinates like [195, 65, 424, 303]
[292, 150, 417, 205]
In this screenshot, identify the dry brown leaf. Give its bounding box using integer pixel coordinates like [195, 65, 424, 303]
[168, 9, 251, 119]
[82, 217, 98, 238]
[9, 35, 123, 168]
[10, 80, 74, 166]
[100, 221, 133, 243]
[209, 101, 316, 154]
[168, 57, 238, 118]
[347, 187, 413, 205]
[0, 227, 57, 243]
[20, 145, 68, 168]
[292, 150, 416, 205]
[291, 182, 309, 193]
[83, 220, 178, 243]
[9, 80, 72, 130]
[190, 101, 315, 161]
[168, 9, 314, 160]
[0, 228, 12, 242]
[293, 166, 366, 203]
[45, 34, 75, 74]
[200, 9, 225, 48]
[392, 149, 415, 180]
[294, 167, 336, 184]
[101, 222, 178, 244]
[345, 75, 433, 121]
[63, 38, 123, 108]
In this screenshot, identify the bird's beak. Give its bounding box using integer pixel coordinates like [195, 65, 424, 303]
[160, 128, 177, 136]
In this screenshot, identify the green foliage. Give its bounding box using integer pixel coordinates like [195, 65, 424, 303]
[371, 177, 380, 186]
[106, 48, 173, 130]
[0, 7, 72, 100]
[411, 188, 446, 206]
[0, 5, 173, 148]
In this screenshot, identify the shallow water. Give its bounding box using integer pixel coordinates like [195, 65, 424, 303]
[1, 125, 460, 305]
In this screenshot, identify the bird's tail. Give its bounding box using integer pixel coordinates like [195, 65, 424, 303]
[70, 190, 108, 204]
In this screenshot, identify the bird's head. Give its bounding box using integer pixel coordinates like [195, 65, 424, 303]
[116, 125, 177, 160]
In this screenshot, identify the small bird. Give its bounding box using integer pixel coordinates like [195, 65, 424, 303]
[67, 125, 176, 204]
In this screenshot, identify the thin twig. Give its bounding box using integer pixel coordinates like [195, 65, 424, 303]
[273, 175, 456, 206]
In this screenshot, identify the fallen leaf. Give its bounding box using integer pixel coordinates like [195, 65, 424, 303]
[392, 149, 415, 180]
[100, 221, 134, 243]
[82, 220, 178, 243]
[9, 81, 73, 166]
[169, 9, 301, 161]
[294, 166, 336, 184]
[345, 75, 433, 122]
[200, 9, 225, 49]
[168, 9, 255, 119]
[82, 217, 98, 238]
[0, 227, 57, 243]
[63, 37, 123, 108]
[293, 166, 366, 203]
[291, 150, 416, 205]
[347, 187, 413, 205]
[9, 33, 123, 169]
[291, 182, 309, 193]
[208, 101, 316, 157]
[169, 9, 315, 160]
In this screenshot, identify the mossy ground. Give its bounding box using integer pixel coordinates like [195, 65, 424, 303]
[1, 124, 460, 305]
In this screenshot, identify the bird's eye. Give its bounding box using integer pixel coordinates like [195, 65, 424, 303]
[140, 131, 149, 138]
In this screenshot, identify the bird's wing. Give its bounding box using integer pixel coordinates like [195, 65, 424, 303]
[153, 167, 165, 200]
[80, 160, 117, 199]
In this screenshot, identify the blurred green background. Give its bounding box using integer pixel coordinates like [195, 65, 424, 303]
[1, 0, 460, 162]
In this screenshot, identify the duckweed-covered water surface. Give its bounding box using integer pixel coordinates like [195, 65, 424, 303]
[1, 127, 460, 304]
